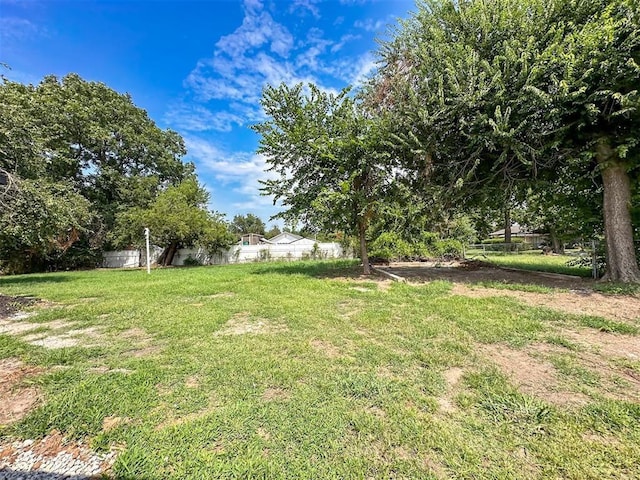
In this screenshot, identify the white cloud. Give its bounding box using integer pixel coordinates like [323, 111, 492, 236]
[165, 104, 245, 132]
[185, 136, 281, 215]
[327, 52, 378, 86]
[330, 34, 361, 53]
[182, 0, 368, 129]
[0, 17, 40, 45]
[289, 0, 321, 19]
[216, 2, 293, 59]
[354, 18, 387, 33]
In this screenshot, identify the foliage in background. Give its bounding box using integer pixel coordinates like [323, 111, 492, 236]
[369, 231, 464, 261]
[0, 74, 191, 273]
[0, 178, 94, 274]
[229, 214, 267, 237]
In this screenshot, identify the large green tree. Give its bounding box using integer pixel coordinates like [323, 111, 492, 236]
[375, 0, 640, 282]
[254, 84, 393, 274]
[0, 174, 93, 273]
[0, 73, 193, 271]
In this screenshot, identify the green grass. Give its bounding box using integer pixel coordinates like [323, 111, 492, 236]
[474, 280, 561, 294]
[474, 253, 593, 277]
[1, 261, 639, 479]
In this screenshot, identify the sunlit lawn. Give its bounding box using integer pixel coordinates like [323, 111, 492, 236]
[1, 261, 638, 479]
[466, 250, 593, 278]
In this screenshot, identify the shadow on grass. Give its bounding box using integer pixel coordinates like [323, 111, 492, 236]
[388, 261, 593, 291]
[0, 274, 71, 286]
[250, 260, 369, 279]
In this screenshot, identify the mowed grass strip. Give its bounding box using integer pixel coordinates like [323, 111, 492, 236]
[475, 253, 593, 278]
[1, 261, 639, 479]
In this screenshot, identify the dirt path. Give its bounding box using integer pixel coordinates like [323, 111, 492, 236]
[379, 262, 640, 324]
[451, 284, 640, 324]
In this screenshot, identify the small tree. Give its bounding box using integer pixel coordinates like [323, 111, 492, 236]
[113, 179, 234, 266]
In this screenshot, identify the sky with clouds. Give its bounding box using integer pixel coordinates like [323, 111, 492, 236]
[1, 0, 415, 226]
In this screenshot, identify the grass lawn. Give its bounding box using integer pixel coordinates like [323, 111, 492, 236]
[467, 252, 593, 278]
[1, 261, 639, 479]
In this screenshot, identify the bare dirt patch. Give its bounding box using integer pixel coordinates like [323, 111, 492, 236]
[262, 387, 290, 401]
[214, 312, 288, 336]
[20, 323, 106, 349]
[437, 367, 465, 413]
[386, 261, 585, 289]
[382, 262, 640, 325]
[309, 339, 343, 358]
[559, 328, 640, 360]
[480, 343, 589, 406]
[451, 283, 640, 325]
[0, 294, 37, 317]
[0, 305, 111, 349]
[205, 292, 236, 299]
[102, 416, 131, 432]
[482, 333, 640, 404]
[0, 358, 43, 425]
[185, 376, 200, 389]
[117, 327, 161, 357]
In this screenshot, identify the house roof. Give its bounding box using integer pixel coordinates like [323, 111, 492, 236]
[489, 224, 546, 237]
[267, 232, 304, 244]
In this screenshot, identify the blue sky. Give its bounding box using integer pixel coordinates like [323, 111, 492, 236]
[1, 0, 414, 226]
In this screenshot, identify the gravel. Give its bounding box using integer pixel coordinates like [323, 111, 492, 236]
[0, 434, 117, 479]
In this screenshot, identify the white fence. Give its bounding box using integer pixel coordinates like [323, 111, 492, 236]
[103, 242, 346, 268]
[102, 250, 141, 268]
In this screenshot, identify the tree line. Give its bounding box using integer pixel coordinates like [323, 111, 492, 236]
[255, 0, 640, 282]
[0, 73, 238, 272]
[3, 0, 638, 282]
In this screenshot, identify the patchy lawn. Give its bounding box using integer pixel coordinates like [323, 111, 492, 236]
[1, 260, 639, 479]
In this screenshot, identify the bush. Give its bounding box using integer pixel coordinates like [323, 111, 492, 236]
[369, 232, 413, 261]
[433, 239, 464, 258]
[257, 249, 272, 262]
[183, 255, 202, 267]
[370, 232, 464, 261]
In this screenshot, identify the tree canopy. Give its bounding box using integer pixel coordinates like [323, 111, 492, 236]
[113, 179, 234, 266]
[229, 214, 267, 236]
[373, 0, 640, 282]
[0, 73, 195, 272]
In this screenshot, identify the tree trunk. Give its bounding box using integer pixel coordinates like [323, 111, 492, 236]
[549, 227, 564, 255]
[164, 242, 178, 267]
[157, 242, 179, 266]
[597, 139, 640, 283]
[504, 209, 512, 246]
[358, 218, 371, 275]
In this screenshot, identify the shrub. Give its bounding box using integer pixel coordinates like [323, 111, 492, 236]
[369, 232, 413, 261]
[257, 249, 272, 262]
[183, 255, 202, 267]
[370, 232, 465, 261]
